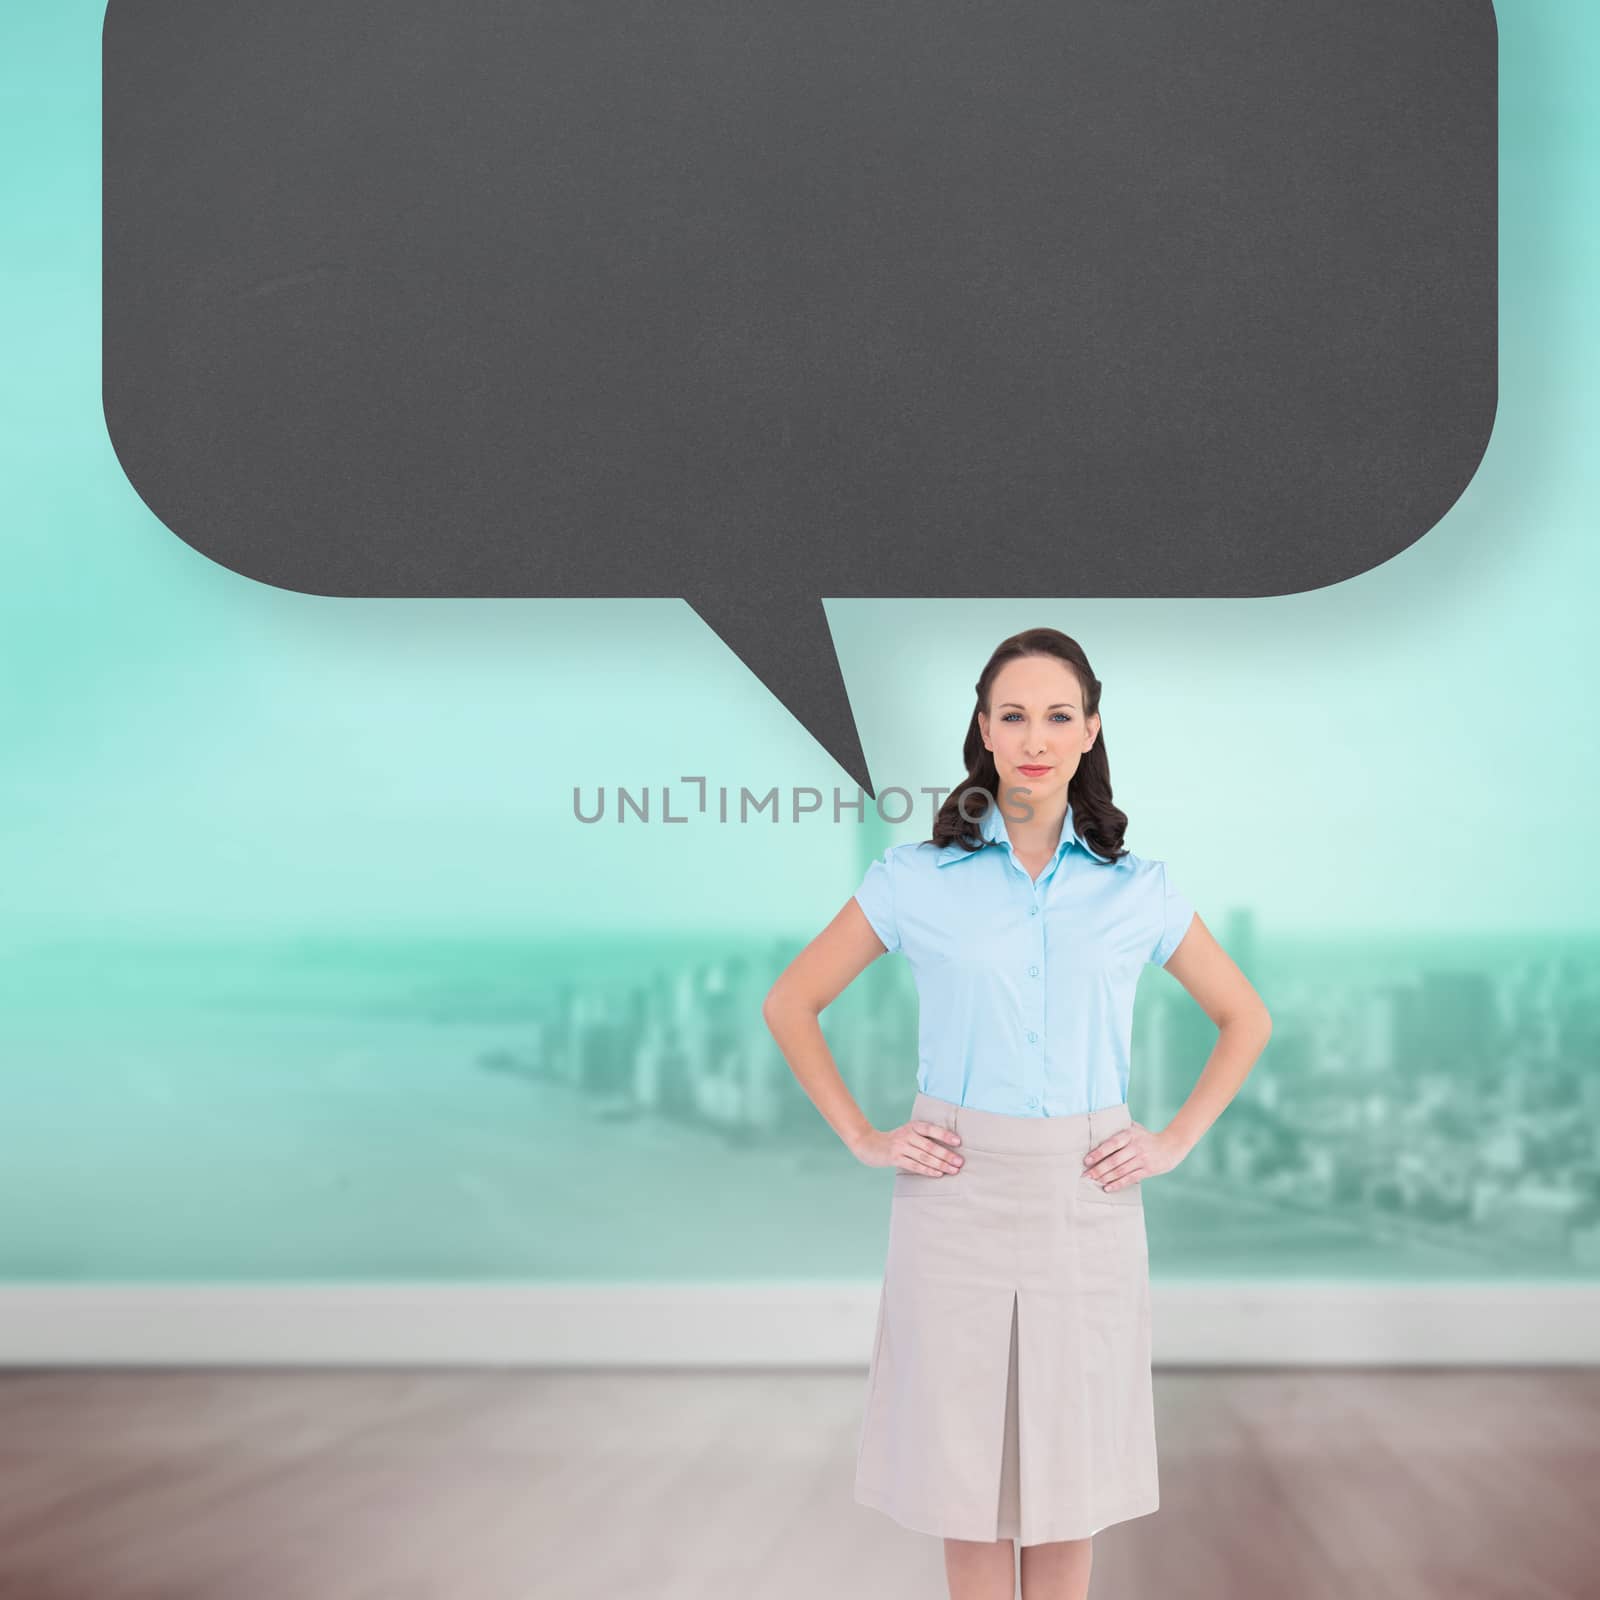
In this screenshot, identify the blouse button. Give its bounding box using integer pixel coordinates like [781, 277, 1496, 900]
[1028, 965, 1039, 977]
[1029, 906, 1039, 916]
[1026, 1030, 1038, 1044]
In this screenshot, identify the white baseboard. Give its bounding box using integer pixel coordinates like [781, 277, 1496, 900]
[0, 1281, 1595, 1367]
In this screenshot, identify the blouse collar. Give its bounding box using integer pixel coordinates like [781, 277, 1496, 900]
[935, 795, 1113, 867]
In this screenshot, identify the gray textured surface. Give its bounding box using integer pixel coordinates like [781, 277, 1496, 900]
[103, 0, 1496, 794]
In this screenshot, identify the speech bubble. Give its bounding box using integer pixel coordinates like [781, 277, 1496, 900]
[103, 0, 1496, 798]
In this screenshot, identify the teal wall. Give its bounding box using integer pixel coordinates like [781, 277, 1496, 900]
[2, 2, 1596, 1281]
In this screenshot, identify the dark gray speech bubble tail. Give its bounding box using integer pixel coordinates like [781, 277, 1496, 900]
[684, 595, 875, 801]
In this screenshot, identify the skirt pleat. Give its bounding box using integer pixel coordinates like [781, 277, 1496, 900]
[853, 1091, 1159, 1546]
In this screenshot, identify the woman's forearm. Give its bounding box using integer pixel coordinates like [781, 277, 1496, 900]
[1160, 1009, 1272, 1157]
[762, 995, 875, 1155]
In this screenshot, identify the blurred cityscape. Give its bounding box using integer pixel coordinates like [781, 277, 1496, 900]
[2, 815, 1598, 1279]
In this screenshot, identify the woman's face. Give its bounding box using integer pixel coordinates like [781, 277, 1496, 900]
[977, 655, 1099, 810]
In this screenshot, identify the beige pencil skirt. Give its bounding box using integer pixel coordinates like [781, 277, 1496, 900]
[853, 1091, 1159, 1546]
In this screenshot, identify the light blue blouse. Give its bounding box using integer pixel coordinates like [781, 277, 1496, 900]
[853, 797, 1195, 1118]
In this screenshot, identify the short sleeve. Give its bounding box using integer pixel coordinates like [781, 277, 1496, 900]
[853, 849, 901, 954]
[1147, 860, 1195, 967]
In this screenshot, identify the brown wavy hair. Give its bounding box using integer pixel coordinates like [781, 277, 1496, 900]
[928, 627, 1130, 865]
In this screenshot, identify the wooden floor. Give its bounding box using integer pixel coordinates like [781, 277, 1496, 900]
[0, 1368, 1595, 1599]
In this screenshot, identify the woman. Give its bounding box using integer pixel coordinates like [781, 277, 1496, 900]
[762, 627, 1272, 1600]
